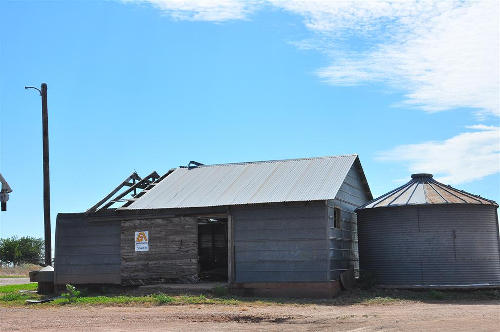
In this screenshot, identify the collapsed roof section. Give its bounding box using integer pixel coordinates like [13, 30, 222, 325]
[86, 171, 170, 213]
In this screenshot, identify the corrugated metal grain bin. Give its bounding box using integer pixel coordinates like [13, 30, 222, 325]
[357, 173, 500, 288]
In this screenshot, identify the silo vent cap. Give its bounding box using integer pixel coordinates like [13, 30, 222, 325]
[411, 173, 433, 179]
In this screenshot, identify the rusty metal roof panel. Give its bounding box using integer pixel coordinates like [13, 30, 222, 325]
[359, 173, 498, 209]
[127, 155, 359, 209]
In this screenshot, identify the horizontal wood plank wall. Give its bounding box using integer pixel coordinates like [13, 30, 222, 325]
[55, 213, 121, 285]
[232, 202, 328, 282]
[121, 217, 198, 285]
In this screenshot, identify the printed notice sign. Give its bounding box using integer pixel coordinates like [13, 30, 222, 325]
[135, 231, 149, 252]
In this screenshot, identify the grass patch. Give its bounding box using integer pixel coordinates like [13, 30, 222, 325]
[0, 283, 40, 306]
[52, 295, 154, 306]
[1, 283, 499, 308]
[0, 283, 37, 294]
[152, 293, 174, 304]
[51, 293, 244, 306]
[0, 293, 27, 302]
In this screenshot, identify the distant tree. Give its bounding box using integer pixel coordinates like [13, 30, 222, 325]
[0, 236, 44, 266]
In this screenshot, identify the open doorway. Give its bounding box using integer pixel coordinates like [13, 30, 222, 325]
[197, 217, 228, 281]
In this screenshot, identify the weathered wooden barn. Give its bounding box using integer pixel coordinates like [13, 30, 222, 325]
[55, 155, 372, 296]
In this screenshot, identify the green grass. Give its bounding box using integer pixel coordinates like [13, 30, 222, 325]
[152, 293, 174, 304]
[0, 283, 37, 294]
[0, 283, 39, 305]
[1, 283, 499, 307]
[51, 295, 155, 306]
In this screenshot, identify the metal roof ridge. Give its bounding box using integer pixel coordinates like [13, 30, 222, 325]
[186, 154, 359, 169]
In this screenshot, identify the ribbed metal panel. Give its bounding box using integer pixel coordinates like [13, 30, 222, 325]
[358, 205, 500, 287]
[360, 173, 497, 209]
[128, 155, 360, 209]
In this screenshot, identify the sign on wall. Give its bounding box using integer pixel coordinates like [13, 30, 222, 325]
[135, 231, 149, 252]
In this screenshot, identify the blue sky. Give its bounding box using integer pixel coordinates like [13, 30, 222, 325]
[0, 0, 499, 241]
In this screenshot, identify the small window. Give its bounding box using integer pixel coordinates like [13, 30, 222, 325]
[334, 207, 341, 229]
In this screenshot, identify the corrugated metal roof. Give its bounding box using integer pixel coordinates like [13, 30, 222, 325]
[126, 155, 359, 209]
[358, 173, 498, 209]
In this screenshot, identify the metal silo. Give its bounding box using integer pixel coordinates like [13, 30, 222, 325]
[357, 173, 500, 288]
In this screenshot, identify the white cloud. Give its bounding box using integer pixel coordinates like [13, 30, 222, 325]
[312, 0, 499, 117]
[377, 125, 500, 184]
[121, 0, 262, 22]
[122, 0, 499, 117]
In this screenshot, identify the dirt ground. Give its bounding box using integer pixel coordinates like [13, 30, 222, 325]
[1, 301, 499, 331]
[0, 264, 40, 277]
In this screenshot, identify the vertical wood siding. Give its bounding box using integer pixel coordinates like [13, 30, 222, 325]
[120, 217, 198, 285]
[330, 165, 372, 280]
[232, 202, 329, 282]
[55, 214, 121, 285]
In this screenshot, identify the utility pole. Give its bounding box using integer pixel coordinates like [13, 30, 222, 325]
[25, 83, 51, 266]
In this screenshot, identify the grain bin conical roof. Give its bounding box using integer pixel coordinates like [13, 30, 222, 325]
[358, 173, 497, 209]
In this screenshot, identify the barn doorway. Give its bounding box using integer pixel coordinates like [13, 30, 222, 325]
[197, 217, 228, 281]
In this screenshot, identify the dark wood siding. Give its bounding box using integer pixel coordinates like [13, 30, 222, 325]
[330, 163, 372, 279]
[232, 202, 329, 282]
[55, 213, 121, 285]
[120, 217, 198, 285]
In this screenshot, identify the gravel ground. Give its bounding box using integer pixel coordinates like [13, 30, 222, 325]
[1, 301, 499, 331]
[0, 278, 32, 286]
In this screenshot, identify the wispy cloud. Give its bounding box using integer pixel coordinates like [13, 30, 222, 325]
[121, 0, 263, 22]
[309, 0, 499, 117]
[122, 0, 499, 117]
[377, 125, 500, 184]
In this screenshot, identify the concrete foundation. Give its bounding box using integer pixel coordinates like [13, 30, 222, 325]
[230, 281, 341, 298]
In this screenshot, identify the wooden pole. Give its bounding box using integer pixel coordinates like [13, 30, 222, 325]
[41, 83, 51, 266]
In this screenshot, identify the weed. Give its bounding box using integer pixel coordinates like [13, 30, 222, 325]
[153, 293, 174, 304]
[61, 284, 81, 303]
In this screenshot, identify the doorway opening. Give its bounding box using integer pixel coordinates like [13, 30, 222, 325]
[197, 217, 228, 282]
